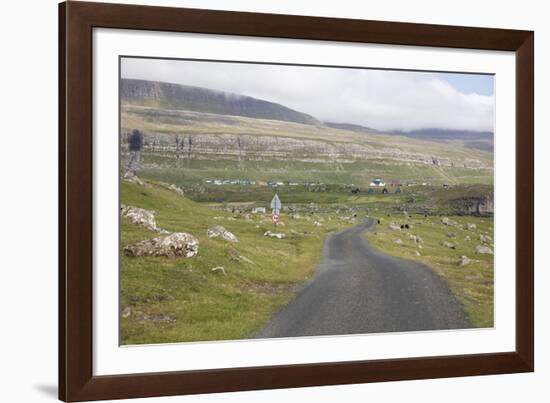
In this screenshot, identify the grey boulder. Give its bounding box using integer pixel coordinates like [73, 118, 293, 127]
[124, 232, 199, 258]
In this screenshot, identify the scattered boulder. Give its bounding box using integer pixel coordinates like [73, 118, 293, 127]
[121, 306, 132, 318]
[441, 217, 451, 225]
[447, 232, 457, 238]
[467, 223, 477, 230]
[479, 234, 492, 244]
[414, 250, 421, 256]
[264, 231, 286, 239]
[464, 235, 471, 241]
[230, 253, 255, 265]
[159, 182, 185, 196]
[459, 255, 471, 266]
[211, 266, 226, 275]
[393, 239, 404, 245]
[123, 173, 151, 188]
[207, 226, 238, 242]
[167, 183, 185, 195]
[124, 232, 199, 258]
[476, 245, 494, 254]
[120, 205, 166, 233]
[409, 234, 423, 244]
[313, 221, 323, 227]
[389, 223, 401, 231]
[134, 312, 176, 323]
[441, 241, 456, 249]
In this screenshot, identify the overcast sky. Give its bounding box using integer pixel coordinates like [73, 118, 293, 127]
[121, 57, 494, 132]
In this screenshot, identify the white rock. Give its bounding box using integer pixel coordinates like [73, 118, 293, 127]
[479, 234, 492, 243]
[476, 245, 493, 254]
[123, 174, 151, 188]
[207, 226, 238, 242]
[232, 255, 255, 265]
[159, 182, 185, 196]
[264, 231, 286, 239]
[124, 232, 199, 258]
[211, 266, 226, 275]
[120, 205, 166, 233]
[121, 306, 132, 318]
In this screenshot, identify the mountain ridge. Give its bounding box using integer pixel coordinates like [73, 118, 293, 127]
[121, 78, 320, 126]
[324, 122, 493, 152]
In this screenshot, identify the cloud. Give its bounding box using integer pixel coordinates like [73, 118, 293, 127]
[121, 58, 494, 132]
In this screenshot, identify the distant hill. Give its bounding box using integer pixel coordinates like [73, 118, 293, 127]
[324, 122, 378, 133]
[121, 79, 320, 125]
[390, 129, 494, 152]
[325, 122, 493, 152]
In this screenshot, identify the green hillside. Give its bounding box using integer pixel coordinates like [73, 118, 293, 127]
[120, 180, 354, 344]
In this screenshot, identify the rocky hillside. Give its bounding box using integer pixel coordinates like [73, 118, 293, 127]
[121, 105, 494, 171]
[121, 79, 320, 125]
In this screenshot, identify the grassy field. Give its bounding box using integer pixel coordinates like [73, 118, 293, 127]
[139, 157, 494, 191]
[365, 214, 494, 327]
[120, 180, 355, 344]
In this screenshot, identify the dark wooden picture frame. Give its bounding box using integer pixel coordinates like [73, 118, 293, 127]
[59, 1, 534, 401]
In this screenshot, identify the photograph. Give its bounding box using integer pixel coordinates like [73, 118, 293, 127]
[118, 56, 495, 345]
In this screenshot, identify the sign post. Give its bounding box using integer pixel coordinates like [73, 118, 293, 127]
[270, 194, 282, 232]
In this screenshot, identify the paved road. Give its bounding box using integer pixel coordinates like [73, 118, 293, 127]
[257, 219, 471, 338]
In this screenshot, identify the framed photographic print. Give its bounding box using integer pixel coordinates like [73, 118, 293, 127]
[59, 1, 534, 401]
